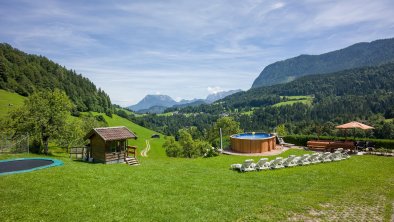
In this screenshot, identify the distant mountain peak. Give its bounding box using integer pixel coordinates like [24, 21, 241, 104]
[205, 89, 242, 103]
[128, 95, 177, 111]
[252, 38, 394, 88]
[127, 89, 242, 113]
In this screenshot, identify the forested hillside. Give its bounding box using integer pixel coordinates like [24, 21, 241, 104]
[136, 63, 394, 139]
[225, 63, 394, 110]
[0, 43, 112, 113]
[252, 38, 394, 88]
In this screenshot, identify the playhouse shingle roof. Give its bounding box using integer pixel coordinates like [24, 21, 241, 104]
[84, 126, 137, 141]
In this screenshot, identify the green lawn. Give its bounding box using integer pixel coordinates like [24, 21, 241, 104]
[157, 112, 174, 117]
[1, 111, 393, 221]
[273, 95, 313, 107]
[0, 150, 393, 221]
[0, 89, 26, 119]
[240, 110, 254, 116]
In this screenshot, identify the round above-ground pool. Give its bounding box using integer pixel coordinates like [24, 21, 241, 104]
[230, 133, 276, 153]
[0, 158, 63, 176]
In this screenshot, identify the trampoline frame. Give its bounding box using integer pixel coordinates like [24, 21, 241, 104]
[0, 158, 63, 176]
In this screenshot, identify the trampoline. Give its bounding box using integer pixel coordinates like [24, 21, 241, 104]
[0, 158, 63, 176]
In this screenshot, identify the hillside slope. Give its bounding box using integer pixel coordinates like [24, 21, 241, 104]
[0, 43, 112, 112]
[225, 62, 394, 109]
[0, 89, 25, 119]
[252, 38, 394, 88]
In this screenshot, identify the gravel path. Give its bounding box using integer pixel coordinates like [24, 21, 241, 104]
[140, 140, 151, 157]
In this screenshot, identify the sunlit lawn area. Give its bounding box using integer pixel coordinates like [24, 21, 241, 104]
[1, 113, 393, 221]
[273, 95, 313, 107]
[1, 149, 393, 221]
[0, 89, 25, 119]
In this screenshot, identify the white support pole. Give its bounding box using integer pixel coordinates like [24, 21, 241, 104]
[220, 128, 223, 153]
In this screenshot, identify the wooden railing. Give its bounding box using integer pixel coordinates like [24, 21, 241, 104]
[126, 146, 137, 158]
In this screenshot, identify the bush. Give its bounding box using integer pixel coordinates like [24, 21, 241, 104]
[105, 110, 113, 118]
[203, 146, 220, 158]
[164, 130, 218, 158]
[95, 115, 107, 124]
[179, 129, 201, 158]
[211, 137, 230, 149]
[163, 136, 183, 157]
[29, 139, 41, 154]
[192, 140, 217, 158]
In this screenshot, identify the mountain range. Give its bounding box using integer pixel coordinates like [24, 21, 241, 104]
[252, 38, 394, 88]
[128, 89, 242, 113]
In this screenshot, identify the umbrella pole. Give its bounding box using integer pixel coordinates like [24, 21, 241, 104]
[344, 129, 347, 141]
[353, 128, 356, 141]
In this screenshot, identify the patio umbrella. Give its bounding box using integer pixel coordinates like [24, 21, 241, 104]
[335, 121, 374, 149]
[336, 121, 374, 130]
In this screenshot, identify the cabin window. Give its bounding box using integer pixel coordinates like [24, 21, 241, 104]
[110, 141, 118, 153]
[109, 141, 125, 153]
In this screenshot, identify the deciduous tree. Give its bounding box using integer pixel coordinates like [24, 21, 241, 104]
[6, 89, 72, 154]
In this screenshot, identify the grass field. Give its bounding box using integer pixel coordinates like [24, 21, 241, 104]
[1, 150, 393, 221]
[0, 89, 25, 119]
[157, 112, 174, 117]
[273, 95, 313, 107]
[1, 108, 393, 221]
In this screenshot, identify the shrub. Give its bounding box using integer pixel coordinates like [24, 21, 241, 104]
[163, 136, 183, 157]
[211, 137, 230, 149]
[191, 140, 217, 158]
[203, 146, 220, 158]
[179, 129, 201, 158]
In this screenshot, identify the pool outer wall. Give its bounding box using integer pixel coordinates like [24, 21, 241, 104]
[230, 133, 277, 153]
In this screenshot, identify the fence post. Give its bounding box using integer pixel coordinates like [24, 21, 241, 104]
[27, 133, 29, 154]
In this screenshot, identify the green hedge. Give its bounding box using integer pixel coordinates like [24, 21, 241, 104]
[284, 135, 394, 150]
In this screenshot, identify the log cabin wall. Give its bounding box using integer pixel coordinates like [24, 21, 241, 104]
[104, 139, 127, 164]
[90, 134, 106, 163]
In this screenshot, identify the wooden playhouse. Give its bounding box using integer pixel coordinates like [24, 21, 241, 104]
[84, 126, 138, 164]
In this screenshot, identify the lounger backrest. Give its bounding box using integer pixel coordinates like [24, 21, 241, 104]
[286, 155, 296, 162]
[257, 158, 268, 165]
[272, 157, 283, 164]
[243, 159, 254, 168]
[300, 154, 310, 161]
[283, 156, 291, 164]
[310, 153, 318, 160]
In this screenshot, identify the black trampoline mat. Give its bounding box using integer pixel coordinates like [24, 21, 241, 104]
[0, 159, 54, 173]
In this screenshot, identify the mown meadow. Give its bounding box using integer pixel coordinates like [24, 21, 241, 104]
[1, 151, 393, 221]
[1, 113, 393, 221]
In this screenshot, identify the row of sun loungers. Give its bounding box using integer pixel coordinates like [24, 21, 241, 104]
[231, 148, 350, 172]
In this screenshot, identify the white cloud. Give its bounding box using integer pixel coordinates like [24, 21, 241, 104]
[1, 0, 394, 107]
[207, 86, 224, 94]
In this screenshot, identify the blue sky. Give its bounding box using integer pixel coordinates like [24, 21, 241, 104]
[1, 0, 394, 106]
